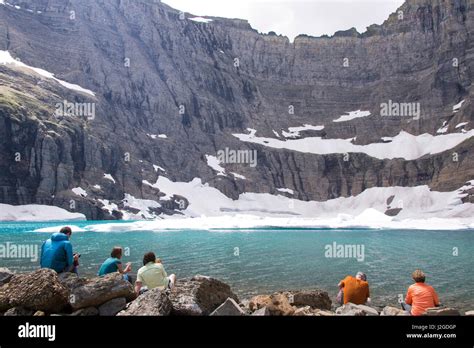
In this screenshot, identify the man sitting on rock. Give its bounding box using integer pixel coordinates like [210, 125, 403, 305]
[337, 272, 371, 305]
[40, 226, 79, 274]
[401, 270, 440, 316]
[135, 251, 176, 295]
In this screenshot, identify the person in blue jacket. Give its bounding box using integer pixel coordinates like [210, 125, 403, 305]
[40, 226, 79, 274]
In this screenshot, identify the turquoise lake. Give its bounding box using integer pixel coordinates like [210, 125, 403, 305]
[0, 221, 473, 311]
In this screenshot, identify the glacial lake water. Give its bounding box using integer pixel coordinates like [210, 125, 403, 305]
[0, 221, 473, 312]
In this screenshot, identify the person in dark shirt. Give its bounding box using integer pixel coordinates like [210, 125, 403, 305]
[98, 246, 132, 282]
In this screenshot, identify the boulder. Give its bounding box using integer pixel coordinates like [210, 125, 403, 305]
[249, 293, 295, 316]
[169, 275, 239, 316]
[283, 290, 332, 310]
[381, 306, 409, 316]
[423, 308, 461, 316]
[251, 307, 270, 316]
[4, 307, 34, 316]
[118, 288, 172, 316]
[266, 294, 295, 316]
[250, 290, 331, 312]
[336, 303, 379, 316]
[249, 295, 272, 312]
[0, 269, 69, 313]
[99, 297, 127, 316]
[71, 307, 99, 316]
[210, 298, 247, 316]
[33, 311, 46, 316]
[465, 310, 474, 316]
[0, 268, 14, 286]
[64, 273, 135, 310]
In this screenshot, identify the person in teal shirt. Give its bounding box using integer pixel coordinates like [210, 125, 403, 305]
[98, 247, 132, 282]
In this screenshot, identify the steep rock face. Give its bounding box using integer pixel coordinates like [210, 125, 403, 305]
[0, 0, 472, 219]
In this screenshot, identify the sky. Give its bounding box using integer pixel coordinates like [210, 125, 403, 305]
[162, 0, 405, 40]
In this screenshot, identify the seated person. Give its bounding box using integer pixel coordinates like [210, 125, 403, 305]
[337, 272, 371, 305]
[135, 251, 176, 294]
[40, 226, 79, 274]
[98, 246, 132, 282]
[402, 270, 440, 316]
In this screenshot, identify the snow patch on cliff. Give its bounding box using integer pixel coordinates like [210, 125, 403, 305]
[189, 17, 213, 23]
[333, 110, 371, 123]
[206, 155, 226, 176]
[233, 129, 474, 160]
[0, 50, 95, 96]
[282, 124, 325, 138]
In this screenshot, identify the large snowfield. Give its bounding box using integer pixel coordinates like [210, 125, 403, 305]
[9, 179, 473, 231]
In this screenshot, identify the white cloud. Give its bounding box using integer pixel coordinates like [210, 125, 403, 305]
[162, 0, 405, 40]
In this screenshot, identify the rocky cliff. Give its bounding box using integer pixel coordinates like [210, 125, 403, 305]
[0, 0, 473, 219]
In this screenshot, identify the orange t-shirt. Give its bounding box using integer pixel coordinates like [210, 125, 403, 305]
[341, 276, 370, 305]
[405, 283, 440, 316]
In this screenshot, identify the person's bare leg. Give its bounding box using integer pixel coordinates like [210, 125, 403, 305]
[169, 274, 176, 289]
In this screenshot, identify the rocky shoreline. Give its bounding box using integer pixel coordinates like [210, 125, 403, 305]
[0, 268, 472, 317]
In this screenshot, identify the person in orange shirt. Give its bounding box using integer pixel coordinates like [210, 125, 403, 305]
[402, 270, 440, 316]
[337, 272, 371, 305]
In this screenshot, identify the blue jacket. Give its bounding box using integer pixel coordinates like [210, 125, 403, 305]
[40, 232, 74, 273]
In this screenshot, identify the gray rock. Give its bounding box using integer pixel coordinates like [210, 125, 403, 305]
[117, 288, 172, 316]
[169, 275, 239, 316]
[381, 306, 409, 316]
[65, 273, 135, 310]
[0, 268, 14, 286]
[71, 307, 99, 316]
[33, 311, 46, 316]
[99, 297, 127, 316]
[423, 308, 461, 316]
[0, 269, 69, 313]
[4, 307, 34, 316]
[336, 303, 379, 316]
[210, 298, 247, 316]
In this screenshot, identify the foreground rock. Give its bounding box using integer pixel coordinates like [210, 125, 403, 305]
[61, 273, 135, 311]
[294, 306, 335, 316]
[336, 303, 379, 316]
[210, 298, 247, 316]
[381, 306, 409, 316]
[249, 290, 331, 311]
[4, 307, 34, 316]
[71, 307, 99, 316]
[465, 310, 474, 316]
[423, 308, 461, 316]
[99, 298, 127, 316]
[249, 293, 295, 316]
[0, 268, 13, 286]
[251, 307, 270, 316]
[0, 269, 69, 313]
[118, 289, 172, 316]
[169, 276, 239, 316]
[284, 290, 332, 310]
